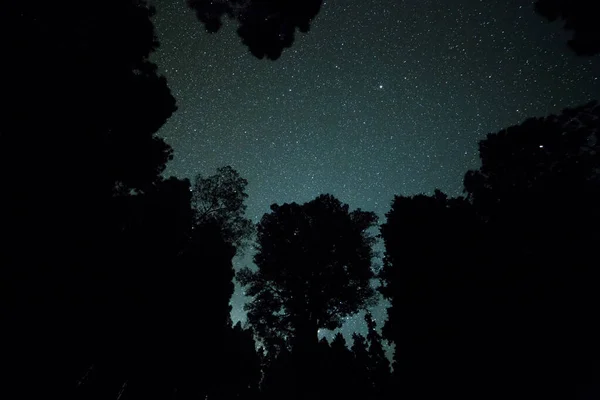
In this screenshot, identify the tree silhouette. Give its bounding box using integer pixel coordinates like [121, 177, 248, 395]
[261, 345, 300, 400]
[381, 101, 600, 399]
[344, 318, 391, 400]
[323, 333, 357, 400]
[462, 101, 600, 398]
[1, 1, 177, 398]
[238, 194, 378, 356]
[148, 172, 254, 399]
[220, 322, 262, 400]
[464, 101, 600, 221]
[69, 173, 253, 399]
[2, 1, 176, 196]
[364, 313, 391, 400]
[1, 0, 178, 311]
[238, 195, 377, 354]
[192, 166, 254, 252]
[379, 191, 487, 399]
[240, 194, 378, 398]
[535, 0, 600, 56]
[186, 0, 323, 59]
[1, 0, 326, 398]
[350, 333, 373, 399]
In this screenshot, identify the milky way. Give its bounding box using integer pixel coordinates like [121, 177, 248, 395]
[149, 0, 599, 340]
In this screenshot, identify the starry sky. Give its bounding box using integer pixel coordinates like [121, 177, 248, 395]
[149, 0, 599, 338]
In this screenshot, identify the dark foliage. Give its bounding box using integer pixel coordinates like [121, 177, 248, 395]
[2, 1, 176, 195]
[364, 314, 391, 399]
[321, 333, 359, 400]
[464, 101, 600, 219]
[261, 329, 389, 400]
[186, 0, 323, 59]
[381, 101, 600, 399]
[260, 345, 301, 400]
[350, 334, 374, 398]
[380, 191, 485, 399]
[463, 101, 600, 398]
[1, 0, 264, 396]
[239, 194, 378, 356]
[3, 0, 600, 398]
[62, 174, 258, 400]
[535, 0, 600, 56]
[222, 322, 263, 400]
[192, 165, 254, 252]
[0, 0, 178, 319]
[1, 1, 177, 398]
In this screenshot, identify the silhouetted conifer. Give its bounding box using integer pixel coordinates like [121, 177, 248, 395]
[364, 313, 391, 399]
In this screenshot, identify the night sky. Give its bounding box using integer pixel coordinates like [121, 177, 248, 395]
[149, 0, 599, 338]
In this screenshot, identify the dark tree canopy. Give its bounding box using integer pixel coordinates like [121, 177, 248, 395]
[187, 0, 323, 59]
[5, 0, 600, 398]
[69, 173, 259, 400]
[364, 313, 391, 399]
[2, 0, 176, 195]
[464, 101, 600, 398]
[464, 100, 600, 220]
[1, 2, 177, 398]
[379, 191, 485, 398]
[535, 0, 600, 56]
[239, 194, 378, 353]
[192, 165, 254, 251]
[463, 100, 600, 267]
[221, 322, 262, 399]
[323, 333, 357, 399]
[381, 101, 600, 399]
[350, 333, 373, 398]
[1, 1, 178, 306]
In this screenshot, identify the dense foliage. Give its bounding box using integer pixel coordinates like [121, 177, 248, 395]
[1, 1, 599, 399]
[187, 0, 323, 59]
[239, 194, 378, 353]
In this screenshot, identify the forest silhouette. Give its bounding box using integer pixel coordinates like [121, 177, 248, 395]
[1, 1, 599, 399]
